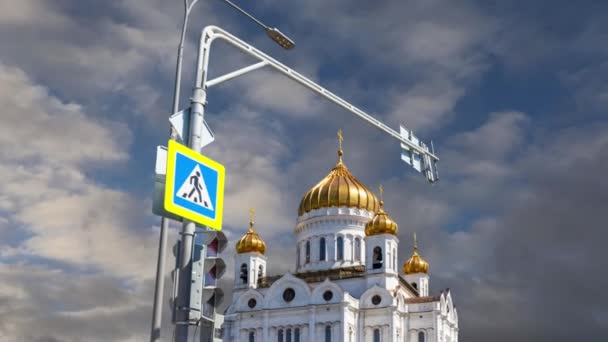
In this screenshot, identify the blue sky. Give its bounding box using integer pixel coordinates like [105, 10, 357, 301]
[0, 0, 607, 341]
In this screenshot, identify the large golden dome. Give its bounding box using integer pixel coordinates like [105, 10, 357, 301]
[365, 187, 398, 236]
[236, 209, 266, 255]
[403, 233, 429, 274]
[298, 130, 380, 216]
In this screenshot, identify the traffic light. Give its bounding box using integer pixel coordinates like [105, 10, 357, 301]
[201, 230, 227, 318]
[400, 124, 439, 183]
[185, 229, 227, 323]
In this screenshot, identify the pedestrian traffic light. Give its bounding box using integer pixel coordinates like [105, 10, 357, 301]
[186, 230, 227, 322]
[201, 230, 227, 317]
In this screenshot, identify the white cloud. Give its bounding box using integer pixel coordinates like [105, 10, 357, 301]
[0, 63, 130, 165]
[444, 111, 529, 180]
[388, 77, 465, 131]
[0, 63, 158, 280]
[202, 106, 296, 234]
[234, 70, 325, 117]
[0, 0, 68, 28]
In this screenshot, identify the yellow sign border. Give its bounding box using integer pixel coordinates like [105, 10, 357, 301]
[164, 139, 225, 230]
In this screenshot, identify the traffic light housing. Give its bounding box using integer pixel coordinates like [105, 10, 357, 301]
[187, 230, 227, 322]
[201, 230, 227, 318]
[400, 124, 439, 183]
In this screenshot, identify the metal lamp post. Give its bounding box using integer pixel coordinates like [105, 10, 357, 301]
[149, 0, 201, 340]
[150, 1, 295, 341]
[170, 24, 439, 342]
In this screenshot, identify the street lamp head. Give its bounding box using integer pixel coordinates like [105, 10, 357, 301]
[266, 27, 295, 50]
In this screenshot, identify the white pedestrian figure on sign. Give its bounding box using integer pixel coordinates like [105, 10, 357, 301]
[183, 170, 206, 206]
[177, 165, 213, 210]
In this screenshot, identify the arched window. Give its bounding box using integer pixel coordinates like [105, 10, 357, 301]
[258, 265, 264, 279]
[305, 241, 311, 264]
[294, 328, 300, 342]
[286, 328, 292, 342]
[240, 264, 248, 284]
[393, 247, 396, 270]
[325, 325, 332, 342]
[297, 245, 300, 266]
[278, 329, 284, 342]
[337, 237, 344, 260]
[372, 247, 383, 269]
[320, 237, 326, 261]
[373, 328, 380, 342]
[249, 331, 255, 342]
[412, 282, 418, 289]
[354, 238, 361, 261]
[418, 331, 425, 342]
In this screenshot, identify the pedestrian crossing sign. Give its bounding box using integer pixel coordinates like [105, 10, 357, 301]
[164, 139, 225, 230]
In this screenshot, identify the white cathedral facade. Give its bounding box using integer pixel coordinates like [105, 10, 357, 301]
[221, 140, 459, 342]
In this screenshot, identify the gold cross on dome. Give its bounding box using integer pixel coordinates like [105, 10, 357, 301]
[378, 184, 384, 201]
[413, 232, 418, 250]
[249, 208, 255, 228]
[337, 129, 343, 150]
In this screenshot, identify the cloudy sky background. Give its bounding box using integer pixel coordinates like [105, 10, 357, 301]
[0, 0, 607, 341]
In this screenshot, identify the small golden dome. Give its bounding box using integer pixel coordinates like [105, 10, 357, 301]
[403, 233, 429, 274]
[298, 130, 379, 216]
[365, 185, 398, 236]
[236, 209, 266, 255]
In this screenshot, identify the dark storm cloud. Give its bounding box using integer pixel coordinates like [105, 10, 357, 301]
[430, 123, 608, 341]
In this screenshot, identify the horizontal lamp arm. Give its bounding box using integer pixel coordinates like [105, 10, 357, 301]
[196, 25, 439, 162]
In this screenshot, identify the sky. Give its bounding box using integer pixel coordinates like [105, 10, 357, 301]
[0, 0, 607, 341]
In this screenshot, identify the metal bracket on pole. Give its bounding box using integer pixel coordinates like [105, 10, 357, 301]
[206, 61, 269, 88]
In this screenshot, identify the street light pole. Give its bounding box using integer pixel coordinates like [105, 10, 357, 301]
[169, 24, 438, 342]
[173, 24, 293, 342]
[150, 0, 200, 341]
[173, 30, 209, 342]
[152, 2, 295, 342]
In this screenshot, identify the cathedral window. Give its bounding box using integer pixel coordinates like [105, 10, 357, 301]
[325, 325, 332, 342]
[297, 245, 300, 266]
[278, 329, 284, 342]
[240, 264, 248, 284]
[418, 331, 425, 342]
[372, 247, 383, 269]
[294, 328, 300, 342]
[286, 328, 292, 342]
[373, 328, 380, 342]
[354, 238, 361, 261]
[320, 237, 326, 261]
[258, 265, 264, 279]
[283, 288, 295, 302]
[249, 331, 255, 342]
[306, 241, 311, 263]
[394, 248, 398, 269]
[337, 237, 344, 260]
